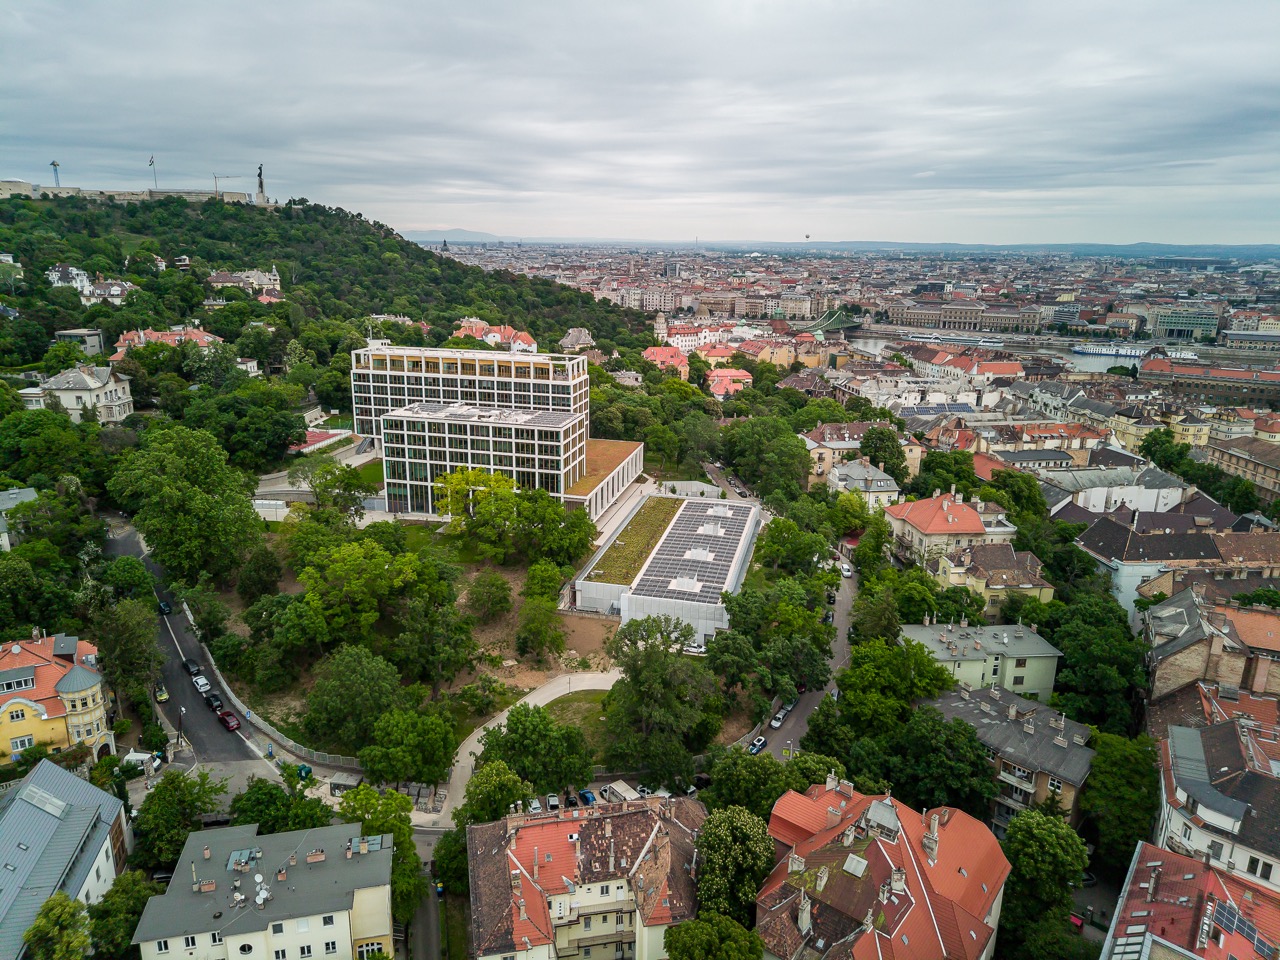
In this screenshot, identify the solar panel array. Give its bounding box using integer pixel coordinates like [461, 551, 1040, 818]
[1214, 901, 1277, 959]
[629, 500, 755, 603]
[898, 403, 975, 417]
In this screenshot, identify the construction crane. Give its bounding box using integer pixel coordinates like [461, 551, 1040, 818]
[212, 173, 241, 199]
[49, 161, 60, 188]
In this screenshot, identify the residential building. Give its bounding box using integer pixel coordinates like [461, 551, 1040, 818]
[1143, 587, 1280, 699]
[381, 403, 587, 514]
[134, 823, 394, 960]
[1139, 357, 1280, 407]
[45, 263, 92, 294]
[777, 369, 834, 399]
[350, 343, 590, 438]
[1100, 841, 1280, 960]
[1108, 405, 1166, 451]
[467, 796, 706, 960]
[826, 459, 900, 510]
[1206, 436, 1280, 502]
[80, 279, 138, 307]
[705, 367, 752, 400]
[1155, 722, 1280, 895]
[18, 364, 133, 424]
[931, 686, 1094, 835]
[0, 487, 38, 551]
[799, 421, 897, 479]
[884, 492, 1018, 565]
[0, 759, 132, 960]
[1041, 464, 1187, 516]
[899, 620, 1062, 700]
[0, 630, 115, 763]
[642, 346, 689, 379]
[53, 328, 105, 356]
[757, 776, 1010, 960]
[110, 326, 224, 361]
[558, 327, 595, 352]
[932, 542, 1054, 618]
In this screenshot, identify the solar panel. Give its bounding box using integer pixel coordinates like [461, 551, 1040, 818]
[1214, 902, 1277, 958]
[629, 500, 756, 603]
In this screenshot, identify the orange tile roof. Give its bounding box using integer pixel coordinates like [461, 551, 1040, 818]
[885, 494, 987, 536]
[0, 634, 100, 720]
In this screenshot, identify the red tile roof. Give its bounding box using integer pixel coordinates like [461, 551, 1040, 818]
[886, 494, 987, 536]
[0, 633, 100, 720]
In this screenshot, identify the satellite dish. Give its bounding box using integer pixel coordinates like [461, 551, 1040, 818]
[254, 874, 263, 884]
[256, 892, 265, 905]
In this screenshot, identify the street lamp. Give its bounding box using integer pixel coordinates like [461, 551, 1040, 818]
[178, 706, 186, 747]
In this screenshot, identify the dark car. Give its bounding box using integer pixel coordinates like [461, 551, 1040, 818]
[158, 600, 172, 616]
[827, 593, 837, 605]
[822, 610, 834, 624]
[564, 792, 580, 808]
[203, 691, 224, 712]
[749, 736, 768, 755]
[217, 710, 241, 732]
[693, 773, 712, 790]
[578, 789, 597, 806]
[182, 658, 202, 676]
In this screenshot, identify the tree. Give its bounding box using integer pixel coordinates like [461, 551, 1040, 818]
[664, 913, 763, 960]
[702, 749, 846, 821]
[24, 891, 90, 960]
[695, 806, 775, 927]
[288, 456, 379, 522]
[706, 630, 757, 698]
[89, 871, 165, 960]
[881, 708, 997, 818]
[228, 777, 332, 835]
[453, 759, 533, 826]
[754, 518, 827, 575]
[432, 826, 470, 894]
[522, 560, 566, 601]
[358, 708, 457, 786]
[849, 588, 900, 642]
[338, 785, 424, 925]
[389, 591, 478, 700]
[859, 426, 908, 484]
[515, 595, 566, 661]
[132, 769, 228, 869]
[466, 569, 512, 623]
[479, 703, 593, 793]
[101, 556, 155, 598]
[1000, 810, 1089, 944]
[298, 540, 422, 643]
[92, 598, 163, 699]
[305, 645, 404, 753]
[1080, 732, 1159, 875]
[237, 543, 282, 606]
[107, 426, 261, 583]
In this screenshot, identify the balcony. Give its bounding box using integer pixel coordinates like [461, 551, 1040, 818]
[997, 767, 1035, 791]
[564, 929, 635, 950]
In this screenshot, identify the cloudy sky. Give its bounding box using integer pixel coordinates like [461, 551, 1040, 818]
[4, 1, 1279, 243]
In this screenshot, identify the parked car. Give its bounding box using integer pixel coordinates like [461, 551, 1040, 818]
[840, 563, 853, 578]
[827, 592, 837, 605]
[785, 697, 799, 711]
[182, 658, 202, 676]
[1079, 871, 1098, 888]
[578, 789, 597, 806]
[692, 773, 712, 790]
[822, 610, 834, 624]
[546, 793, 560, 811]
[158, 600, 172, 616]
[217, 710, 240, 731]
[192, 674, 211, 694]
[526, 797, 543, 814]
[749, 736, 768, 755]
[203, 691, 224, 712]
[565, 791, 580, 808]
[153, 682, 169, 703]
[769, 710, 787, 729]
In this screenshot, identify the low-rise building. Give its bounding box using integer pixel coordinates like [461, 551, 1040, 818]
[705, 367, 752, 399]
[885, 492, 1018, 565]
[931, 686, 1094, 835]
[826, 458, 899, 510]
[899, 620, 1062, 700]
[800, 421, 897, 479]
[0, 630, 115, 763]
[931, 542, 1054, 618]
[757, 776, 1010, 960]
[53, 328, 105, 356]
[109, 326, 225, 361]
[641, 346, 688, 379]
[0, 487, 38, 551]
[134, 823, 394, 960]
[0, 759, 133, 960]
[467, 797, 706, 960]
[20, 364, 133, 424]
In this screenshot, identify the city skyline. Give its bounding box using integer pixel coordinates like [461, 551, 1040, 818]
[4, 0, 1279, 244]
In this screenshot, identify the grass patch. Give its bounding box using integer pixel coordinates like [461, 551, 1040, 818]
[586, 496, 682, 583]
[322, 414, 353, 429]
[441, 894, 469, 960]
[643, 455, 709, 483]
[446, 684, 525, 744]
[355, 458, 384, 489]
[544, 689, 610, 762]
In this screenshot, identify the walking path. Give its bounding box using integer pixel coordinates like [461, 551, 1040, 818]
[418, 669, 621, 829]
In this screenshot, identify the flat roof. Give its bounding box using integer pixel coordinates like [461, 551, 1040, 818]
[355, 342, 583, 364]
[629, 499, 758, 605]
[900, 623, 1062, 662]
[383, 402, 582, 429]
[566, 439, 643, 496]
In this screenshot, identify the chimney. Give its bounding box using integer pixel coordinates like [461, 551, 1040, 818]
[842, 825, 857, 847]
[891, 868, 907, 894]
[203, 845, 211, 860]
[1007, 702, 1017, 720]
[789, 853, 806, 873]
[950, 483, 956, 497]
[923, 815, 940, 860]
[863, 908, 876, 932]
[511, 869, 521, 893]
[605, 819, 612, 838]
[826, 769, 839, 792]
[879, 880, 892, 904]
[798, 891, 812, 935]
[519, 898, 527, 921]
[960, 617, 968, 628]
[359, 837, 368, 855]
[288, 852, 297, 866]
[609, 839, 615, 874]
[533, 846, 539, 881]
[817, 866, 829, 893]
[1023, 718, 1035, 734]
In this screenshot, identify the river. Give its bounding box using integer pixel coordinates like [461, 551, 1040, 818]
[844, 333, 1149, 374]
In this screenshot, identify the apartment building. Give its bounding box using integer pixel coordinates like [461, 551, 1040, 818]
[381, 403, 587, 515]
[931, 542, 1055, 618]
[884, 492, 1018, 565]
[899, 620, 1062, 700]
[350, 342, 590, 438]
[931, 686, 1095, 836]
[1150, 304, 1220, 340]
[18, 365, 133, 424]
[1206, 436, 1280, 502]
[1139, 357, 1280, 407]
[0, 760, 132, 960]
[134, 824, 394, 960]
[826, 459, 900, 510]
[467, 797, 706, 960]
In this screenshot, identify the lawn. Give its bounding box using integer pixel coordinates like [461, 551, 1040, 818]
[544, 689, 610, 762]
[586, 496, 682, 583]
[355, 458, 384, 488]
[643, 454, 709, 483]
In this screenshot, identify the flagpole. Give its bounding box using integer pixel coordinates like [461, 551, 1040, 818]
[150, 156, 158, 189]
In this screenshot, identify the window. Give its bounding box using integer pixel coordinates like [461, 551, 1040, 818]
[584, 951, 592, 959]
[8, 708, 24, 722]
[300, 948, 312, 958]
[185, 937, 197, 950]
[240, 947, 253, 956]
[297, 920, 309, 934]
[601, 885, 610, 896]
[1183, 824, 1193, 841]
[1210, 841, 1224, 861]
[325, 945, 337, 956]
[357, 945, 384, 960]
[10, 735, 34, 753]
[1047, 777, 1062, 793]
[1013, 676, 1025, 686]
[275, 951, 286, 960]
[1248, 858, 1274, 881]
[212, 933, 223, 945]
[616, 913, 624, 925]
[272, 924, 285, 936]
[1015, 658, 1027, 668]
[584, 917, 592, 932]
[157, 942, 170, 954]
[323, 916, 335, 927]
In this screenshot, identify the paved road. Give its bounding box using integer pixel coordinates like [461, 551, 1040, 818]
[106, 523, 258, 766]
[412, 884, 441, 960]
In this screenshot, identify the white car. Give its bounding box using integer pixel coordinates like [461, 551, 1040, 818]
[840, 563, 853, 578]
[769, 710, 788, 729]
[192, 674, 211, 694]
[526, 797, 543, 814]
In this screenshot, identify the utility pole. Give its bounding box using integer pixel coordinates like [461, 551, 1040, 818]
[49, 160, 60, 188]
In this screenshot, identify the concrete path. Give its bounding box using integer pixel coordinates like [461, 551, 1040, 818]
[425, 670, 621, 827]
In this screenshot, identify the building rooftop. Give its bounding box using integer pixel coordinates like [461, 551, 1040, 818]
[382, 402, 582, 430]
[931, 687, 1095, 786]
[565, 438, 644, 497]
[133, 823, 393, 943]
[627, 499, 758, 604]
[899, 621, 1062, 665]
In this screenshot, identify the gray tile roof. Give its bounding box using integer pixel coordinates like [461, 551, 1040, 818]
[899, 622, 1062, 665]
[931, 687, 1095, 786]
[0, 760, 124, 960]
[42, 365, 115, 391]
[0, 487, 36, 537]
[133, 823, 392, 944]
[1168, 725, 1249, 821]
[54, 664, 101, 694]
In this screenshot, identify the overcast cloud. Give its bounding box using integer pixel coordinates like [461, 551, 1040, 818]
[3, 1, 1278, 243]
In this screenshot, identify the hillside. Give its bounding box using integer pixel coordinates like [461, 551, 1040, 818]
[0, 195, 650, 369]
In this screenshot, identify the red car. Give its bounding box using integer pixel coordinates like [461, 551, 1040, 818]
[217, 710, 241, 732]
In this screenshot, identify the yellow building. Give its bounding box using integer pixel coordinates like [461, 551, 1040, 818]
[1108, 406, 1165, 451]
[933, 543, 1056, 620]
[1159, 410, 1211, 448]
[0, 631, 114, 764]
